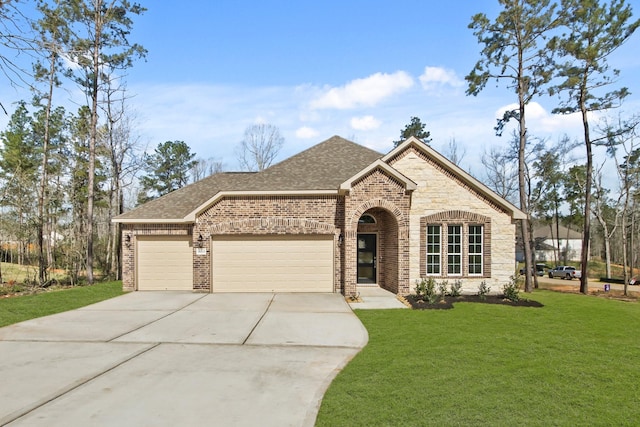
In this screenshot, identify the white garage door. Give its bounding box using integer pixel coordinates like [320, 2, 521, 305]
[211, 235, 334, 292]
[137, 236, 193, 291]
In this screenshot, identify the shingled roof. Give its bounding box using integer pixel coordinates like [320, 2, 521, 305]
[114, 136, 383, 222]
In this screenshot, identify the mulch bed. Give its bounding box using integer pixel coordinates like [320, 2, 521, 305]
[403, 294, 544, 310]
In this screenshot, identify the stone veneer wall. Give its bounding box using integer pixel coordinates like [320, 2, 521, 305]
[388, 146, 517, 293]
[121, 224, 193, 291]
[344, 169, 411, 296]
[195, 195, 343, 292]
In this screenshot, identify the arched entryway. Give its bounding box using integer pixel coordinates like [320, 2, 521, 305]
[354, 207, 400, 294]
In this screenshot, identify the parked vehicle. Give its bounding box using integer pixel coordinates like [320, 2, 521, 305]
[548, 266, 581, 280]
[519, 264, 547, 276]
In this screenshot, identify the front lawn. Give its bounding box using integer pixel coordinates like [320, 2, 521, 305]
[316, 291, 640, 426]
[0, 281, 124, 328]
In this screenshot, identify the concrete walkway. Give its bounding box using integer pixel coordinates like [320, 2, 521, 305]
[348, 286, 409, 309]
[0, 292, 368, 427]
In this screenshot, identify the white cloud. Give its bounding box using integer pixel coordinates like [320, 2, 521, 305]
[295, 126, 319, 139]
[309, 71, 414, 110]
[419, 66, 464, 92]
[495, 102, 584, 134]
[350, 115, 381, 131]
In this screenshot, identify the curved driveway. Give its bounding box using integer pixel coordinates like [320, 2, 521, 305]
[0, 292, 368, 427]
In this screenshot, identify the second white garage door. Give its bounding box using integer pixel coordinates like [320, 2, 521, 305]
[211, 235, 334, 292]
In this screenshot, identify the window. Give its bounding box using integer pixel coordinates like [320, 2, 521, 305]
[358, 214, 376, 224]
[426, 225, 441, 274]
[447, 225, 462, 275]
[421, 212, 490, 279]
[468, 225, 483, 275]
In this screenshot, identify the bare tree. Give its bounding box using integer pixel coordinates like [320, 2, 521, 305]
[443, 137, 466, 166]
[481, 145, 518, 202]
[0, 2, 35, 114]
[236, 123, 284, 172]
[191, 157, 224, 182]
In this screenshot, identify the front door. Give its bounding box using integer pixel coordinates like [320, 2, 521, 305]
[357, 233, 377, 284]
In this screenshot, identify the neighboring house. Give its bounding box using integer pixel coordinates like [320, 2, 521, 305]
[114, 136, 525, 296]
[533, 223, 583, 263]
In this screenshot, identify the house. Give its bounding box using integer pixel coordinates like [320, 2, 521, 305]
[532, 222, 582, 263]
[113, 136, 525, 296]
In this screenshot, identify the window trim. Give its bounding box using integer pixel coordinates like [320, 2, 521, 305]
[425, 225, 441, 275]
[447, 225, 462, 276]
[468, 224, 483, 276]
[420, 211, 491, 279]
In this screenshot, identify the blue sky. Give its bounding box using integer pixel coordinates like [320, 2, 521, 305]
[3, 0, 640, 179]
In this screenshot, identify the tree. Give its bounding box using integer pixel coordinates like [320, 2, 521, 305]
[481, 146, 519, 202]
[191, 157, 224, 182]
[549, 0, 640, 293]
[530, 137, 573, 265]
[393, 116, 431, 147]
[62, 0, 146, 284]
[467, 0, 559, 292]
[443, 137, 465, 165]
[102, 80, 143, 279]
[236, 123, 284, 172]
[138, 140, 197, 203]
[602, 115, 640, 294]
[0, 102, 39, 267]
[31, 0, 71, 285]
[0, 2, 35, 114]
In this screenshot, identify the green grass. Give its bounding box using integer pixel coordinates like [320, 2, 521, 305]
[316, 291, 640, 426]
[0, 281, 125, 328]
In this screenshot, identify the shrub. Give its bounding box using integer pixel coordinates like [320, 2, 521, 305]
[502, 275, 520, 302]
[415, 278, 438, 304]
[477, 281, 491, 300]
[437, 280, 448, 301]
[449, 279, 462, 297]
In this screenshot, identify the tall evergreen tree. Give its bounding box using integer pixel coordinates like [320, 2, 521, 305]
[549, 0, 640, 293]
[61, 0, 146, 284]
[466, 0, 560, 292]
[31, 0, 71, 285]
[138, 140, 197, 203]
[393, 116, 431, 147]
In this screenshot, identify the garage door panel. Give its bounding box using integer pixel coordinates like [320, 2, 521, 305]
[137, 236, 193, 291]
[212, 236, 333, 292]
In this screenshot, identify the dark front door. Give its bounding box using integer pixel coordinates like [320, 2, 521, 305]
[357, 234, 377, 284]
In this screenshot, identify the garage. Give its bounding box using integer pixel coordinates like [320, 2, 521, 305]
[211, 235, 334, 292]
[136, 236, 193, 290]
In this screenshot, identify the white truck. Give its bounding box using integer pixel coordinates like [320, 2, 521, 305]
[548, 266, 582, 280]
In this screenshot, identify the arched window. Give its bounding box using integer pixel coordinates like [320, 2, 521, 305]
[358, 214, 376, 224]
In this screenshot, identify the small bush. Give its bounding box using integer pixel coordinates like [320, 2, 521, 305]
[477, 281, 491, 300]
[415, 278, 438, 304]
[502, 275, 520, 302]
[449, 279, 462, 297]
[437, 280, 448, 301]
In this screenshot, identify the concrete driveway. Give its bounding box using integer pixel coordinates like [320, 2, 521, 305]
[0, 292, 368, 427]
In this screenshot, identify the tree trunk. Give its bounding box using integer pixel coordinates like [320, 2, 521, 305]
[86, 3, 103, 285]
[37, 52, 58, 286]
[579, 94, 591, 295]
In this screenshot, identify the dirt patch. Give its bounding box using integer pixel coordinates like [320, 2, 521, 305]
[537, 282, 639, 302]
[402, 294, 544, 310]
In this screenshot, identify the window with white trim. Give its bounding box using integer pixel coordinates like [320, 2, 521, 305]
[447, 225, 462, 275]
[426, 225, 441, 275]
[468, 225, 483, 275]
[421, 212, 490, 279]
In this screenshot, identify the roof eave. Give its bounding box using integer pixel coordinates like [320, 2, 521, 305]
[186, 189, 340, 221]
[339, 159, 417, 192]
[384, 136, 527, 220]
